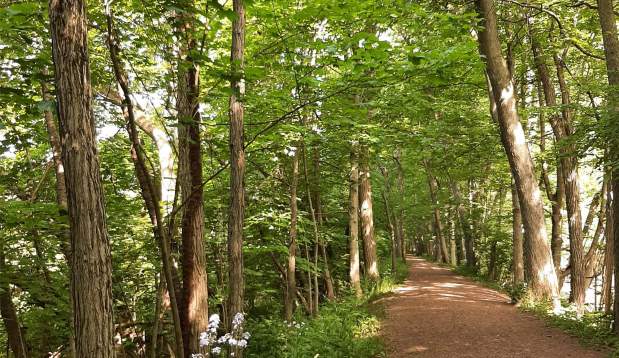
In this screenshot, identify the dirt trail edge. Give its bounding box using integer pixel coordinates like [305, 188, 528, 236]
[378, 256, 607, 358]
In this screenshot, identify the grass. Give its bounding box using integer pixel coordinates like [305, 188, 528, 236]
[246, 259, 409, 357]
[521, 300, 619, 357]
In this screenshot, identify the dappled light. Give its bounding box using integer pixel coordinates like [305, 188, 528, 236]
[2, 0, 619, 357]
[380, 258, 606, 357]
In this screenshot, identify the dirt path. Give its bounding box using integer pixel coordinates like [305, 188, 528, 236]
[380, 257, 607, 357]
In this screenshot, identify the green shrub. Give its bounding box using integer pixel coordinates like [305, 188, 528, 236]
[245, 259, 408, 357]
[521, 300, 619, 355]
[246, 298, 385, 357]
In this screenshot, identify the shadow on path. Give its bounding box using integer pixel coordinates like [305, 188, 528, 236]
[379, 256, 607, 357]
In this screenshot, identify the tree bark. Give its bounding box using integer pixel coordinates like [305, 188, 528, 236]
[512, 182, 525, 285]
[49, 0, 115, 356]
[449, 178, 476, 269]
[359, 146, 380, 281]
[310, 146, 335, 300]
[285, 145, 299, 321]
[424, 160, 449, 264]
[176, 10, 209, 355]
[583, 190, 603, 240]
[150, 275, 165, 358]
[488, 240, 498, 280]
[530, 31, 585, 312]
[596, 0, 619, 332]
[393, 149, 406, 260]
[303, 245, 314, 316]
[449, 216, 457, 267]
[537, 80, 565, 280]
[349, 148, 363, 297]
[603, 183, 614, 313]
[227, 0, 246, 345]
[379, 166, 398, 275]
[475, 0, 560, 301]
[106, 7, 186, 356]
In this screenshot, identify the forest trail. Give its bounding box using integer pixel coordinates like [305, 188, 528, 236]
[380, 257, 606, 357]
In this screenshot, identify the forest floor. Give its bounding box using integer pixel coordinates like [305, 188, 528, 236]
[378, 256, 608, 357]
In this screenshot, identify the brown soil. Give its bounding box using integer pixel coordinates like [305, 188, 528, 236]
[379, 257, 608, 357]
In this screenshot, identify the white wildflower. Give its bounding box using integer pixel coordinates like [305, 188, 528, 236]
[232, 312, 245, 327]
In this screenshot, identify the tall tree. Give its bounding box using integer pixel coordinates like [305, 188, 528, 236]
[536, 82, 565, 279]
[596, 0, 619, 333]
[424, 160, 449, 264]
[530, 29, 585, 312]
[106, 7, 185, 356]
[175, 4, 209, 354]
[228, 0, 246, 339]
[379, 166, 398, 275]
[349, 148, 363, 297]
[285, 145, 300, 321]
[309, 146, 335, 300]
[603, 187, 614, 313]
[475, 0, 560, 301]
[49, 0, 115, 355]
[359, 146, 380, 281]
[393, 149, 406, 260]
[449, 178, 476, 268]
[511, 182, 524, 285]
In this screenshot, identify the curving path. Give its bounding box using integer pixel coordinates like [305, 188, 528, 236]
[380, 257, 607, 357]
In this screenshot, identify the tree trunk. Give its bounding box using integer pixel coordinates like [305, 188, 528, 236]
[312, 242, 319, 315]
[176, 11, 209, 354]
[379, 166, 398, 275]
[227, 0, 246, 346]
[551, 169, 565, 281]
[449, 217, 457, 267]
[303, 245, 314, 316]
[393, 148, 406, 260]
[596, 0, 619, 332]
[310, 146, 335, 300]
[449, 178, 476, 268]
[475, 0, 560, 301]
[488, 240, 498, 280]
[560, 185, 608, 291]
[106, 8, 185, 356]
[537, 80, 566, 280]
[349, 148, 363, 298]
[603, 184, 614, 313]
[359, 146, 380, 281]
[583, 190, 603, 240]
[530, 31, 585, 312]
[150, 275, 165, 358]
[285, 145, 299, 321]
[49, 0, 115, 356]
[512, 182, 525, 285]
[424, 160, 449, 263]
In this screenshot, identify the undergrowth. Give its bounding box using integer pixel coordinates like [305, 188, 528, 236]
[245, 260, 408, 357]
[521, 300, 618, 357]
